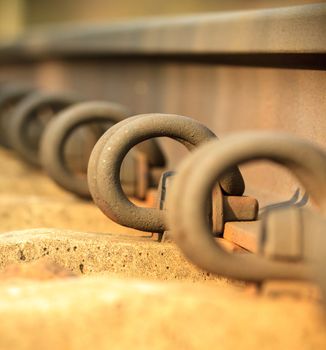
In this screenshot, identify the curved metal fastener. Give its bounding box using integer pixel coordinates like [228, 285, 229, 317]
[0, 84, 34, 148]
[9, 91, 81, 166]
[167, 132, 326, 282]
[40, 101, 145, 198]
[87, 113, 245, 232]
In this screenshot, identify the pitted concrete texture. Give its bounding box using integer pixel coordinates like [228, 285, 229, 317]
[0, 276, 325, 350]
[0, 228, 234, 284]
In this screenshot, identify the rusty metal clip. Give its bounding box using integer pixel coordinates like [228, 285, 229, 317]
[40, 101, 165, 198]
[9, 91, 81, 166]
[87, 114, 245, 232]
[167, 132, 326, 282]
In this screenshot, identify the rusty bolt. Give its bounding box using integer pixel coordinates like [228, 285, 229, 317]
[156, 171, 258, 237]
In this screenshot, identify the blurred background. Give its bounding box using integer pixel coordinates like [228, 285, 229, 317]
[0, 0, 321, 40]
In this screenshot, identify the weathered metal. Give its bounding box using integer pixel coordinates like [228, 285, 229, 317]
[0, 2, 324, 326]
[261, 207, 304, 260]
[0, 4, 324, 288]
[156, 170, 258, 236]
[0, 4, 324, 61]
[9, 91, 81, 166]
[87, 113, 245, 232]
[211, 188, 258, 233]
[40, 101, 166, 198]
[168, 132, 326, 282]
[0, 84, 34, 148]
[0, 5, 323, 207]
[88, 115, 167, 206]
[40, 101, 128, 197]
[260, 205, 326, 303]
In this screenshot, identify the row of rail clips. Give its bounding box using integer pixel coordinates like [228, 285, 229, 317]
[0, 82, 325, 307]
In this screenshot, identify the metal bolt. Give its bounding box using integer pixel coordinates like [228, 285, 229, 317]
[157, 171, 258, 237]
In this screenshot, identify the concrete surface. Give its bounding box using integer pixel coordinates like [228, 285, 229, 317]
[0, 274, 325, 350]
[0, 148, 152, 234]
[0, 228, 234, 284]
[0, 140, 326, 350]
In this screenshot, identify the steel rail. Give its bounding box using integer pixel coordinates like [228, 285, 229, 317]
[0, 4, 324, 63]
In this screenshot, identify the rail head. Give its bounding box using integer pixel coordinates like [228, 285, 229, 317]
[0, 3, 325, 64]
